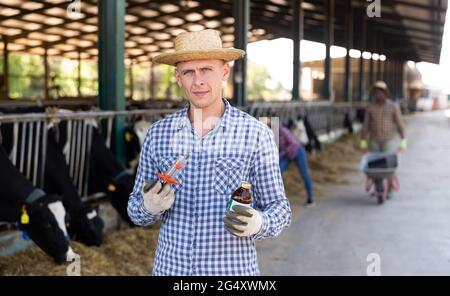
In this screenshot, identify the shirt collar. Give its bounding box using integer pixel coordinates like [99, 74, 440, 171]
[176, 98, 234, 131]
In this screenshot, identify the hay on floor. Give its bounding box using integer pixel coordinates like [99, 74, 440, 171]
[0, 134, 362, 275]
[283, 133, 362, 205]
[0, 226, 159, 276]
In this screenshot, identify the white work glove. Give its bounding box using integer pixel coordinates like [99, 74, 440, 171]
[360, 139, 368, 150]
[142, 182, 175, 215]
[224, 205, 263, 237]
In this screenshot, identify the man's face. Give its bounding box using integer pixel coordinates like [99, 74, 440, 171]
[373, 88, 386, 103]
[175, 59, 230, 109]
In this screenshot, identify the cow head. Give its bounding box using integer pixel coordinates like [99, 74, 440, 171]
[19, 194, 72, 264]
[89, 129, 136, 226]
[68, 205, 104, 246]
[106, 173, 135, 226]
[133, 120, 152, 146]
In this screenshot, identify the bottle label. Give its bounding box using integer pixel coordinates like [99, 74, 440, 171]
[227, 198, 252, 212]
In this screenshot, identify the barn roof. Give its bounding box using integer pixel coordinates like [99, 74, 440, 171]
[0, 0, 447, 64]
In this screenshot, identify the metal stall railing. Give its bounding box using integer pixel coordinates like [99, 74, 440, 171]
[0, 119, 48, 189]
[1, 101, 366, 232]
[0, 109, 174, 231]
[248, 101, 366, 135]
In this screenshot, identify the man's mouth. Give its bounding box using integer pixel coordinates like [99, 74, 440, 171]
[193, 91, 209, 97]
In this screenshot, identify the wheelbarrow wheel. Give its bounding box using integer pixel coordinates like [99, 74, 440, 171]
[374, 179, 385, 205]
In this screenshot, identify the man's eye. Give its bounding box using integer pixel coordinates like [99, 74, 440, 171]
[183, 71, 193, 76]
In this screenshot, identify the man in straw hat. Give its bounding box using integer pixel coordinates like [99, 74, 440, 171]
[128, 29, 291, 275]
[360, 81, 406, 198]
[361, 80, 406, 152]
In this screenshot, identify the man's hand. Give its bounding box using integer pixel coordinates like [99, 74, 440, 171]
[399, 139, 407, 151]
[224, 205, 263, 237]
[359, 140, 369, 151]
[142, 181, 175, 215]
[359, 139, 368, 151]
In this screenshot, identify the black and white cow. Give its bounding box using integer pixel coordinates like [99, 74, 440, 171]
[287, 115, 321, 153]
[53, 119, 137, 226]
[1, 108, 148, 232]
[45, 128, 104, 246]
[123, 119, 152, 174]
[87, 127, 135, 226]
[0, 145, 72, 264]
[0, 120, 104, 247]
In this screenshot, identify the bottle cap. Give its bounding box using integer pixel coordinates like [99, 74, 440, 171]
[240, 181, 251, 190]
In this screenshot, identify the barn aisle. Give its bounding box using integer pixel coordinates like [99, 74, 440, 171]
[257, 110, 450, 275]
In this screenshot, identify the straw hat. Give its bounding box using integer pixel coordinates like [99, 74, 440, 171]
[152, 29, 245, 66]
[372, 80, 388, 92]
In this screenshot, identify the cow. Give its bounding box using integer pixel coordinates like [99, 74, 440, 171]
[123, 125, 141, 173]
[0, 145, 73, 264]
[87, 127, 135, 226]
[53, 119, 136, 226]
[1, 108, 146, 231]
[0, 120, 104, 247]
[123, 119, 152, 174]
[287, 115, 321, 153]
[45, 127, 104, 246]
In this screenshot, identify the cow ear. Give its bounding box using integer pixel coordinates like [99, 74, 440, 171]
[124, 131, 133, 142]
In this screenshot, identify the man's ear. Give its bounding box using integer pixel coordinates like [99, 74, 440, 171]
[175, 68, 182, 87]
[222, 62, 231, 81]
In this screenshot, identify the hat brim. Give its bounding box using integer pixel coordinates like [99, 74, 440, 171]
[152, 48, 245, 66]
[372, 86, 388, 93]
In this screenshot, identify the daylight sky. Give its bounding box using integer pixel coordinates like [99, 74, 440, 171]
[247, 7, 450, 92]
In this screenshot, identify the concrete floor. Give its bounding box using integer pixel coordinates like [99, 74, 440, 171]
[257, 110, 450, 275]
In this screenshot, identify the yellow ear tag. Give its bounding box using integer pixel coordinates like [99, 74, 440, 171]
[125, 131, 133, 142]
[108, 183, 117, 192]
[21, 205, 30, 225]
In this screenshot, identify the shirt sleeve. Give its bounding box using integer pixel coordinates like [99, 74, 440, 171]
[282, 127, 301, 160]
[127, 128, 163, 226]
[250, 126, 292, 240]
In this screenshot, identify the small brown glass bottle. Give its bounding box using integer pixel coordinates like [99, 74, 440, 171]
[227, 181, 253, 212]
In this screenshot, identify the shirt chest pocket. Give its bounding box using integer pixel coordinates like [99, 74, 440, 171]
[156, 156, 186, 192]
[214, 157, 249, 195]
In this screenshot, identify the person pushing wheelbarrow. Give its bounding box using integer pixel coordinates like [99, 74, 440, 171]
[360, 81, 407, 204]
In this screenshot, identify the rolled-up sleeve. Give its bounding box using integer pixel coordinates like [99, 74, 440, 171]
[127, 128, 163, 226]
[251, 126, 292, 240]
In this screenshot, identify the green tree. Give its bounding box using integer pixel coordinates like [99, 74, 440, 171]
[80, 59, 98, 97]
[155, 64, 184, 100]
[247, 61, 287, 101]
[48, 57, 78, 98]
[8, 54, 44, 99]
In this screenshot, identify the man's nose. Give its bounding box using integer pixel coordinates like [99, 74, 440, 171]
[193, 72, 205, 86]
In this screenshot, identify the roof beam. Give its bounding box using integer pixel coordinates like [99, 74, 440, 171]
[2, 4, 96, 42]
[394, 0, 447, 12]
[0, 1, 68, 22]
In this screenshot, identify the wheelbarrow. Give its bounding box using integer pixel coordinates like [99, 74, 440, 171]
[360, 152, 400, 204]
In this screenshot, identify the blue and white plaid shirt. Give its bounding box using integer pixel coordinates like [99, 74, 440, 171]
[128, 98, 291, 276]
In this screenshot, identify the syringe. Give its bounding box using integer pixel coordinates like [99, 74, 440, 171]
[143, 155, 189, 194]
